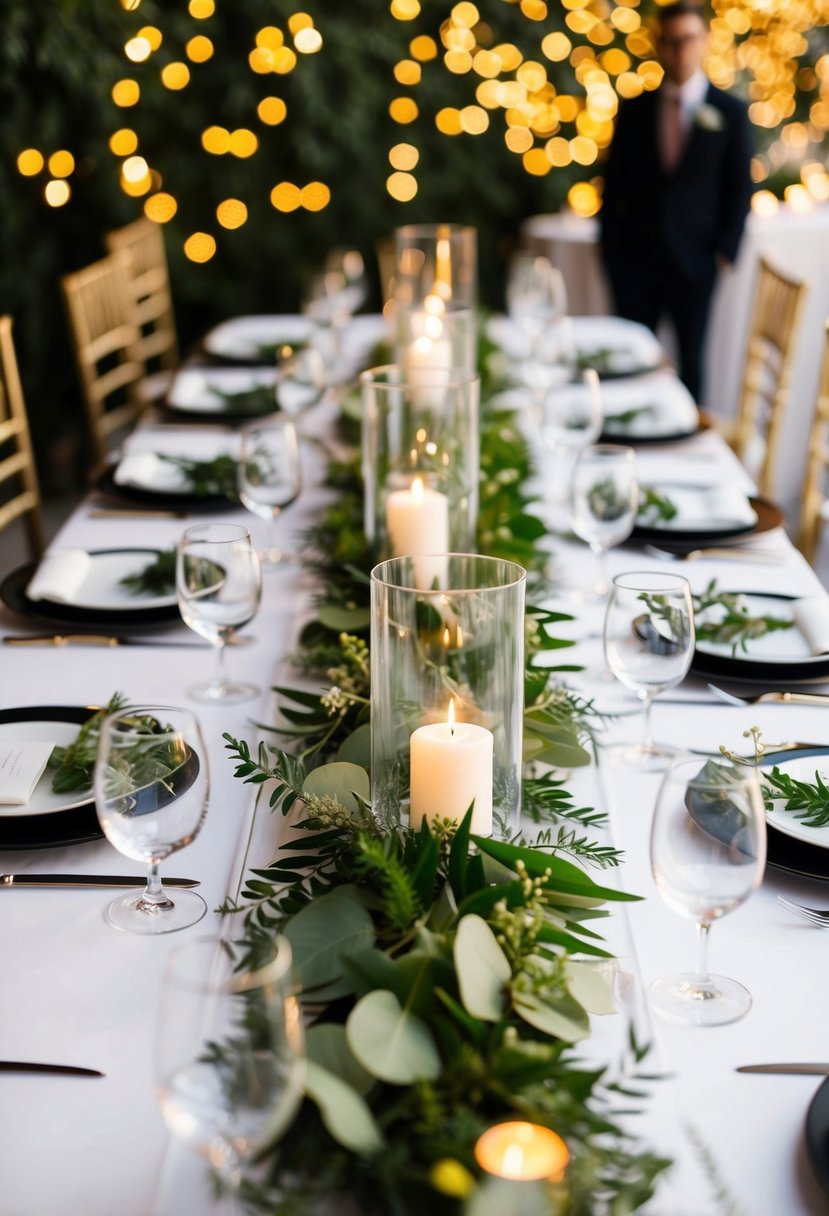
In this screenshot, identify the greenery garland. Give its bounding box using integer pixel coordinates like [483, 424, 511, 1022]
[220, 356, 671, 1212]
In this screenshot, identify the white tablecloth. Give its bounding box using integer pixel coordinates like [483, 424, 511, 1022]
[2, 326, 829, 1215]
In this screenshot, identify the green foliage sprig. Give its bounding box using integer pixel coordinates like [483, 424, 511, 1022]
[48, 692, 128, 792]
[119, 547, 176, 596]
[693, 580, 793, 655]
[762, 766, 829, 827]
[637, 485, 678, 523]
[158, 453, 239, 500]
[211, 384, 280, 415]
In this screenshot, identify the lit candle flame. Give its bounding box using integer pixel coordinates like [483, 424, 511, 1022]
[456, 624, 464, 649]
[448, 697, 456, 736]
[411, 476, 424, 502]
[501, 1144, 525, 1179]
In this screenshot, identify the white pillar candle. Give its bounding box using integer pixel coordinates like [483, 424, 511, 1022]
[385, 476, 449, 590]
[403, 334, 452, 409]
[409, 700, 493, 835]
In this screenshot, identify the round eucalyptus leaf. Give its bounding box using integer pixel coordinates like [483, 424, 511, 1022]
[565, 960, 616, 1016]
[305, 1023, 374, 1096]
[304, 1060, 383, 1156]
[337, 723, 372, 768]
[302, 761, 370, 815]
[317, 603, 372, 632]
[283, 885, 374, 1001]
[454, 914, 510, 1022]
[514, 990, 590, 1042]
[346, 989, 441, 1084]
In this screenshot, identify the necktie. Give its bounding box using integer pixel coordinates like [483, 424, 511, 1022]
[661, 94, 684, 172]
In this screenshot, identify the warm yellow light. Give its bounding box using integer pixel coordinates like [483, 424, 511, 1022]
[390, 97, 419, 123]
[271, 182, 302, 211]
[545, 136, 572, 166]
[389, 142, 419, 170]
[217, 198, 248, 229]
[444, 49, 473, 74]
[616, 71, 643, 99]
[138, 25, 162, 50]
[451, 2, 479, 26]
[472, 49, 502, 78]
[556, 95, 579, 122]
[249, 47, 275, 73]
[391, 0, 421, 17]
[505, 127, 533, 153]
[272, 46, 298, 73]
[410, 35, 438, 62]
[476, 80, 502, 108]
[387, 171, 418, 201]
[568, 181, 601, 217]
[806, 172, 829, 201]
[186, 35, 214, 63]
[394, 59, 422, 85]
[541, 31, 571, 62]
[125, 36, 152, 63]
[523, 148, 551, 176]
[183, 232, 217, 263]
[112, 79, 140, 107]
[784, 184, 813, 213]
[460, 106, 489, 135]
[256, 27, 284, 50]
[601, 48, 631, 76]
[288, 11, 313, 34]
[144, 192, 177, 222]
[752, 190, 779, 216]
[258, 96, 287, 125]
[202, 126, 230, 154]
[17, 148, 44, 176]
[493, 42, 523, 71]
[435, 107, 463, 135]
[570, 136, 598, 165]
[295, 27, 322, 53]
[611, 7, 640, 33]
[189, 0, 214, 17]
[520, 0, 548, 20]
[122, 155, 149, 182]
[161, 62, 190, 90]
[517, 61, 546, 91]
[229, 129, 258, 158]
[301, 181, 331, 211]
[120, 171, 151, 197]
[44, 179, 71, 207]
[109, 128, 138, 156]
[48, 150, 75, 178]
[475, 1123, 570, 1182]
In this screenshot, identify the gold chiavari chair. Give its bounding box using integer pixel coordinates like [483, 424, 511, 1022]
[725, 255, 807, 500]
[61, 251, 147, 466]
[104, 216, 179, 373]
[798, 320, 829, 565]
[0, 316, 44, 560]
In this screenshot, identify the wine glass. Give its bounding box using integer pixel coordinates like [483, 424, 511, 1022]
[177, 523, 262, 705]
[156, 935, 305, 1205]
[648, 755, 766, 1025]
[569, 444, 638, 596]
[238, 420, 302, 569]
[274, 343, 328, 418]
[93, 705, 209, 934]
[324, 246, 368, 316]
[603, 570, 695, 769]
[505, 251, 568, 344]
[539, 368, 603, 514]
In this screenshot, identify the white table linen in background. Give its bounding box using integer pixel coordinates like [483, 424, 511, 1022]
[2, 318, 829, 1214]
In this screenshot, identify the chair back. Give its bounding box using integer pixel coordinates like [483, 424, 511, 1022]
[105, 217, 179, 371]
[62, 252, 146, 465]
[733, 255, 807, 498]
[0, 316, 44, 560]
[798, 320, 829, 564]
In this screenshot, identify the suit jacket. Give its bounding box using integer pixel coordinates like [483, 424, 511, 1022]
[600, 82, 754, 282]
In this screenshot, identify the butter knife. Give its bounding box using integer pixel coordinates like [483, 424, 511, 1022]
[0, 1062, 103, 1077]
[737, 1063, 829, 1075]
[1, 874, 200, 888]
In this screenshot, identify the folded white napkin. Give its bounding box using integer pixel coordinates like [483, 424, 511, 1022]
[0, 741, 55, 805]
[793, 597, 829, 655]
[602, 372, 698, 435]
[653, 484, 757, 530]
[114, 451, 189, 493]
[26, 549, 90, 603]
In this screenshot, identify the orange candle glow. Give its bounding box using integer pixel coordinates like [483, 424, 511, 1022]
[474, 1121, 570, 1182]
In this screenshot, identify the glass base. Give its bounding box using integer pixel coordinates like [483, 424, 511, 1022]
[648, 971, 752, 1026]
[105, 889, 207, 935]
[601, 740, 682, 772]
[187, 679, 260, 705]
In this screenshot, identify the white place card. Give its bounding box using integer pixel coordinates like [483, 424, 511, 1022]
[0, 741, 56, 806]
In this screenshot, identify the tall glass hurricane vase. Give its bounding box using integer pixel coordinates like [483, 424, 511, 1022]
[361, 365, 480, 560]
[370, 554, 526, 839]
[393, 223, 477, 309]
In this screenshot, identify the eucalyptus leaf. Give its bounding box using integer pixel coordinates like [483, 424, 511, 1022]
[565, 960, 616, 1015]
[304, 1060, 384, 1155]
[514, 990, 590, 1042]
[283, 885, 374, 1000]
[346, 989, 441, 1084]
[305, 1023, 375, 1096]
[454, 914, 511, 1022]
[302, 761, 370, 815]
[336, 723, 372, 768]
[316, 603, 372, 632]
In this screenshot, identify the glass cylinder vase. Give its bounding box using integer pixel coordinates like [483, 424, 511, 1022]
[370, 554, 526, 840]
[394, 223, 477, 309]
[361, 365, 480, 563]
[393, 301, 477, 374]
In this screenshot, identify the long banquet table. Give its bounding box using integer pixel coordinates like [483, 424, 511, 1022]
[2, 317, 829, 1215]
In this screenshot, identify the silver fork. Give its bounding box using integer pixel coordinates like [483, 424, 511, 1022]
[777, 896, 829, 928]
[707, 683, 829, 707]
[644, 544, 784, 563]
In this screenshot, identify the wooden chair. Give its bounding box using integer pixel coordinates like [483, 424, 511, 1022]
[104, 216, 179, 372]
[62, 252, 147, 465]
[0, 316, 44, 560]
[727, 255, 808, 499]
[798, 321, 829, 565]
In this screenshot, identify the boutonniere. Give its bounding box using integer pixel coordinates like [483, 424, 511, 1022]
[695, 103, 725, 131]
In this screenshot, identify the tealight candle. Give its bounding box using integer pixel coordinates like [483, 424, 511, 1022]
[385, 476, 449, 590]
[409, 699, 493, 834]
[474, 1121, 570, 1182]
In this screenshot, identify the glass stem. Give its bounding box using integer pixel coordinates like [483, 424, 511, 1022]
[695, 920, 712, 984]
[267, 511, 281, 564]
[592, 543, 609, 596]
[141, 861, 173, 913]
[641, 691, 654, 751]
[214, 637, 228, 689]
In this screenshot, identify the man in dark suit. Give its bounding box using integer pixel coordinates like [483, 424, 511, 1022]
[599, 1, 754, 401]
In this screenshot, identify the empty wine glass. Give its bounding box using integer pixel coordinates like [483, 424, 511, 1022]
[156, 935, 305, 1206]
[324, 246, 368, 316]
[94, 705, 209, 934]
[603, 570, 695, 769]
[274, 343, 328, 417]
[649, 755, 766, 1025]
[539, 368, 603, 511]
[569, 444, 638, 596]
[238, 420, 301, 569]
[505, 252, 568, 344]
[177, 523, 262, 705]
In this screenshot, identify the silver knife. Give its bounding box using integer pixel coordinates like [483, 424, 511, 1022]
[0, 1061, 103, 1077]
[2, 635, 210, 649]
[737, 1063, 829, 1075]
[1, 874, 200, 888]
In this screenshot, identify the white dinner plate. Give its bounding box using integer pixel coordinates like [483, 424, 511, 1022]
[0, 719, 90, 818]
[637, 482, 758, 533]
[27, 548, 176, 612]
[167, 367, 279, 414]
[486, 314, 663, 375]
[763, 750, 829, 851]
[203, 315, 312, 363]
[694, 593, 816, 666]
[599, 373, 699, 440]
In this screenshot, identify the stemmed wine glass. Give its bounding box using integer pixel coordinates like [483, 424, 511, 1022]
[569, 444, 638, 596]
[603, 570, 695, 769]
[177, 523, 262, 705]
[539, 368, 603, 515]
[505, 251, 568, 345]
[274, 343, 328, 418]
[238, 420, 302, 569]
[94, 705, 209, 934]
[156, 935, 306, 1205]
[648, 755, 766, 1025]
